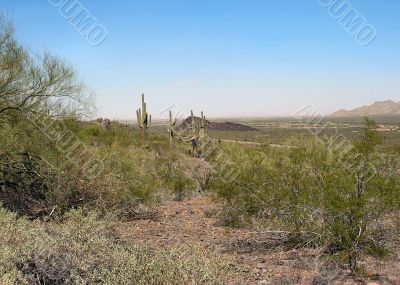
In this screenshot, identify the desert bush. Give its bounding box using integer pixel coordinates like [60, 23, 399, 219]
[170, 167, 195, 201]
[0, 153, 53, 217]
[0, 17, 101, 216]
[0, 111, 201, 218]
[0, 207, 236, 285]
[67, 119, 138, 148]
[0, 118, 166, 218]
[212, 143, 285, 227]
[213, 119, 400, 272]
[0, 15, 195, 215]
[1, 88, 197, 217]
[192, 162, 215, 192]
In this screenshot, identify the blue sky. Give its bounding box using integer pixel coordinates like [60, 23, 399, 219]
[1, 0, 399, 119]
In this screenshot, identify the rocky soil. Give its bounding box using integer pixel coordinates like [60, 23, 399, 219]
[115, 196, 400, 285]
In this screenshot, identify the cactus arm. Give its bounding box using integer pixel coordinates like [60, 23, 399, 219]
[142, 94, 146, 115]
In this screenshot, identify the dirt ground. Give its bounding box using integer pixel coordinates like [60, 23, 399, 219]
[115, 196, 400, 285]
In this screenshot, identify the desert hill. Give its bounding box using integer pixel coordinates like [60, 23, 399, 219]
[330, 100, 400, 117]
[181, 116, 258, 131]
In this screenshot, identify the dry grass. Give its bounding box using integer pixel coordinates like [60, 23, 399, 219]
[0, 206, 238, 285]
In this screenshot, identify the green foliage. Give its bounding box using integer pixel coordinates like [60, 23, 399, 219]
[170, 166, 195, 201]
[192, 163, 214, 192]
[0, 114, 198, 218]
[0, 207, 236, 285]
[4, 15, 400, 280]
[213, 119, 400, 272]
[0, 17, 91, 120]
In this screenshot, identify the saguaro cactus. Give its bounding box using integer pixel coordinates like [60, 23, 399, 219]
[190, 110, 197, 138]
[136, 93, 151, 145]
[167, 110, 177, 150]
[180, 110, 208, 157]
[199, 111, 207, 139]
[186, 110, 197, 155]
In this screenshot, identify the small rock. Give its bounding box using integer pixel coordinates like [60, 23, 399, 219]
[256, 263, 266, 269]
[312, 276, 328, 285]
[96, 118, 112, 129]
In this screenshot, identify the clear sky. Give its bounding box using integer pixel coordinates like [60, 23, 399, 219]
[1, 0, 399, 119]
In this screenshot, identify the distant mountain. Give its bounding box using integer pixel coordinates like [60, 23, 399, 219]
[181, 117, 258, 132]
[330, 100, 400, 117]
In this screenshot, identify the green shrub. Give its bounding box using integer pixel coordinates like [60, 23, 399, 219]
[0, 115, 197, 218]
[192, 162, 215, 192]
[213, 120, 400, 272]
[0, 207, 236, 285]
[170, 167, 195, 201]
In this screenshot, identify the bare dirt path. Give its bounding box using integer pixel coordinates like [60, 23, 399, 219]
[220, 139, 295, 149]
[115, 196, 395, 285]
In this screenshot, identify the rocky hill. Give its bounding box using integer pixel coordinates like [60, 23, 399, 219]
[181, 117, 258, 131]
[330, 100, 400, 117]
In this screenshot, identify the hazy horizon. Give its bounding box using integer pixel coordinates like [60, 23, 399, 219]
[1, 0, 399, 119]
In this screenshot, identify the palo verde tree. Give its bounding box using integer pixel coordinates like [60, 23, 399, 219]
[326, 118, 387, 272]
[0, 17, 93, 216]
[0, 17, 92, 120]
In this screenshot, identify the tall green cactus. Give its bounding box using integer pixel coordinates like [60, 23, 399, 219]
[136, 93, 151, 145]
[188, 110, 207, 156]
[179, 110, 208, 157]
[188, 110, 198, 155]
[167, 110, 176, 150]
[190, 110, 197, 138]
[199, 111, 207, 139]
